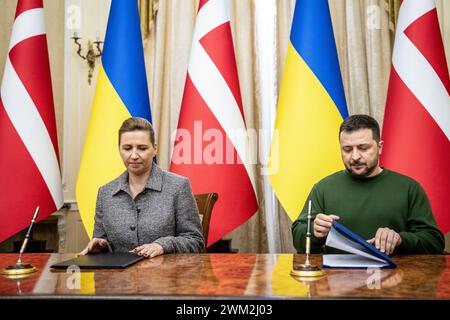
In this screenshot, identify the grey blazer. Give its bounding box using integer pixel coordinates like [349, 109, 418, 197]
[93, 164, 204, 253]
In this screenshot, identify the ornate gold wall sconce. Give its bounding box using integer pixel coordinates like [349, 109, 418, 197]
[71, 32, 103, 85]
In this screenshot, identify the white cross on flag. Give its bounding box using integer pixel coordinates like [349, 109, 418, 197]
[381, 0, 450, 234]
[170, 0, 258, 247]
[0, 0, 63, 243]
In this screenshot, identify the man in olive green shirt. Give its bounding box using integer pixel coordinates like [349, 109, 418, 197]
[292, 115, 445, 255]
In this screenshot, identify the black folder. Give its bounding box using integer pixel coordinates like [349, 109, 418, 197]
[50, 252, 145, 269]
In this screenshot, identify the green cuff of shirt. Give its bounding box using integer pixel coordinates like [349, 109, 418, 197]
[398, 231, 445, 254]
[398, 232, 414, 253]
[396, 231, 411, 253]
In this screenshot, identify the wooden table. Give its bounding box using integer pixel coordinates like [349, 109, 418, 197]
[0, 253, 449, 299]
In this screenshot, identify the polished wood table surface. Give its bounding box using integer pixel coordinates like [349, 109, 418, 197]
[0, 253, 449, 299]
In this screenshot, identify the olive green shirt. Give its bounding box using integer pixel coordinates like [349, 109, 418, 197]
[292, 169, 445, 254]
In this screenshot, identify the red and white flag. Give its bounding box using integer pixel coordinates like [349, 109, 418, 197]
[170, 0, 258, 247]
[381, 0, 450, 234]
[0, 0, 63, 243]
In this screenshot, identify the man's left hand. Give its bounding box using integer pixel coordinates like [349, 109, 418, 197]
[367, 227, 402, 255]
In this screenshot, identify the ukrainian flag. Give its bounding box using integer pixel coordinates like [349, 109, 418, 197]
[76, 0, 152, 237]
[269, 0, 348, 221]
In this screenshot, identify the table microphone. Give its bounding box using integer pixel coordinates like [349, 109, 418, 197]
[290, 200, 326, 278]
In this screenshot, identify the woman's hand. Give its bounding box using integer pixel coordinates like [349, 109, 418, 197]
[79, 238, 109, 255]
[131, 243, 164, 258]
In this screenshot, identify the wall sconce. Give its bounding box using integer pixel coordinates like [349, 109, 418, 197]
[71, 32, 103, 85]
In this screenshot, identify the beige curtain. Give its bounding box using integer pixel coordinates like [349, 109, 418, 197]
[138, 0, 156, 40]
[329, 0, 394, 126]
[271, 0, 297, 253]
[142, 0, 196, 168]
[226, 0, 268, 253]
[437, 0, 450, 69]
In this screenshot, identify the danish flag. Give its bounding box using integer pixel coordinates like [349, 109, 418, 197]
[170, 0, 258, 246]
[381, 0, 450, 233]
[0, 0, 63, 243]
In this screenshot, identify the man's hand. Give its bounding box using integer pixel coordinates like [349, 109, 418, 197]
[367, 227, 402, 255]
[131, 243, 164, 258]
[313, 213, 340, 238]
[79, 238, 109, 255]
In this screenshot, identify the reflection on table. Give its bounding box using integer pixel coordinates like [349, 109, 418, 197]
[0, 253, 448, 299]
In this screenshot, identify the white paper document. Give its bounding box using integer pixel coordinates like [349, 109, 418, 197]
[323, 222, 396, 268]
[323, 254, 390, 268]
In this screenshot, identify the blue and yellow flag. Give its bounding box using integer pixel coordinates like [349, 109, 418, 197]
[269, 0, 348, 221]
[76, 0, 152, 237]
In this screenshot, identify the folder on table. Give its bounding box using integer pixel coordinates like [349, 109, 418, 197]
[323, 221, 396, 269]
[50, 252, 145, 269]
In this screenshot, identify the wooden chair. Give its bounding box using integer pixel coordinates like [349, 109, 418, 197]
[194, 192, 218, 250]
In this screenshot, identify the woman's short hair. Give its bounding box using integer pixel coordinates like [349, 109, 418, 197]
[118, 117, 156, 147]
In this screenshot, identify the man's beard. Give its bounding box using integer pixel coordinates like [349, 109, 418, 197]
[345, 157, 379, 178]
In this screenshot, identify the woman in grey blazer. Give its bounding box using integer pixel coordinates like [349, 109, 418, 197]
[80, 117, 204, 257]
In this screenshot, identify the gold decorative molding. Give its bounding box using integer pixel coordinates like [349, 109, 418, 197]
[138, 0, 159, 39]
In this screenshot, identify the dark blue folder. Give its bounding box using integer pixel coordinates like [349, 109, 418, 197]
[327, 221, 396, 269]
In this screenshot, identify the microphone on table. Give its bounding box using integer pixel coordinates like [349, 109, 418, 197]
[1, 207, 40, 278]
[291, 200, 326, 278]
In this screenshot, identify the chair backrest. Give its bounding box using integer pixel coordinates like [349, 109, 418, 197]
[194, 192, 218, 249]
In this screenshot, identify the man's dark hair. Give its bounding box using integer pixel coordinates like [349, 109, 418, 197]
[339, 114, 381, 142]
